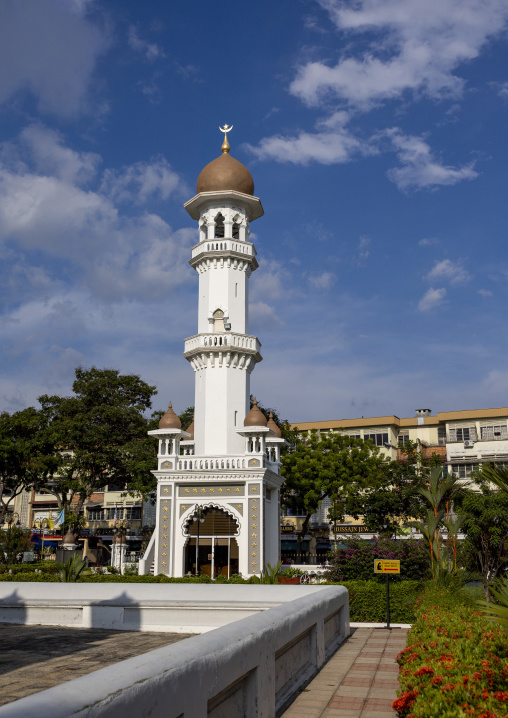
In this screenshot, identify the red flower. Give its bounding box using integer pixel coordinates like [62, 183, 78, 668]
[392, 690, 419, 712]
[413, 666, 434, 677]
[494, 691, 508, 702]
[432, 676, 443, 685]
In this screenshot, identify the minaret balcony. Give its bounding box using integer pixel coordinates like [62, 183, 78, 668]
[156, 454, 280, 473]
[183, 332, 262, 366]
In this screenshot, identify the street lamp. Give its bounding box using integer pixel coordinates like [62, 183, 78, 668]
[33, 517, 50, 559]
[192, 505, 206, 576]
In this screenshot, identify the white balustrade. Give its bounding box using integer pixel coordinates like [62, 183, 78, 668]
[184, 332, 261, 355]
[157, 454, 269, 472]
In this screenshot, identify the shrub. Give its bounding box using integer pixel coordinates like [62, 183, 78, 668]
[394, 586, 508, 717]
[326, 537, 431, 582]
[337, 580, 424, 623]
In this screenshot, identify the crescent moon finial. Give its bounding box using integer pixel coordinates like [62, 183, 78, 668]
[219, 124, 233, 154]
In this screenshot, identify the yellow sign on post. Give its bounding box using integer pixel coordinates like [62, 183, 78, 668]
[374, 559, 400, 574]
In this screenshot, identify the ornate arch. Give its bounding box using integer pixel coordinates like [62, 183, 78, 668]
[180, 502, 241, 537]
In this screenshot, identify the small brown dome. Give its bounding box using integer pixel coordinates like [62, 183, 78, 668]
[197, 153, 254, 196]
[244, 398, 267, 427]
[159, 402, 181, 430]
[185, 418, 194, 439]
[267, 411, 282, 438]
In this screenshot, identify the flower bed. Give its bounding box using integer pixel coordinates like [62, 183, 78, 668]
[394, 587, 508, 717]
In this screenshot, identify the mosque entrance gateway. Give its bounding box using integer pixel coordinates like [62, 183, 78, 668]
[184, 507, 239, 579]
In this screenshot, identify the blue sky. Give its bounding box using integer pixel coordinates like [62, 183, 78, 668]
[1, 0, 507, 423]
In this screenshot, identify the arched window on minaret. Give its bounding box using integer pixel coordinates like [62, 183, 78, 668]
[232, 216, 240, 240]
[212, 308, 225, 332]
[199, 219, 207, 243]
[214, 213, 225, 239]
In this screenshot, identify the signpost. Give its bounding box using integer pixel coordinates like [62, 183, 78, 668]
[374, 559, 400, 629]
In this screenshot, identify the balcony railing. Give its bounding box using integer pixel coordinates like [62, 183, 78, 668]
[159, 454, 279, 472]
[184, 332, 261, 354]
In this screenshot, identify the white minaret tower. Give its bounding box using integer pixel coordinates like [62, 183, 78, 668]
[183, 126, 263, 456]
[140, 128, 285, 579]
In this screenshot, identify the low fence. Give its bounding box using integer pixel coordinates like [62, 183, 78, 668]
[0, 584, 349, 717]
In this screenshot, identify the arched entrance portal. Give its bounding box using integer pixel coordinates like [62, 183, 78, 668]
[184, 507, 239, 579]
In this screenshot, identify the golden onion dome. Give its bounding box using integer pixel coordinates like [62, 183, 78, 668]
[244, 398, 268, 427]
[158, 402, 181, 430]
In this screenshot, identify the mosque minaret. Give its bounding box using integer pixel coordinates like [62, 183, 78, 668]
[141, 127, 285, 578]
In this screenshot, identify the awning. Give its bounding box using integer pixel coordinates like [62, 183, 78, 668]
[30, 534, 61, 547]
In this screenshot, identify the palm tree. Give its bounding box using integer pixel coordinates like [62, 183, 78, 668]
[481, 463, 508, 495]
[408, 509, 444, 579]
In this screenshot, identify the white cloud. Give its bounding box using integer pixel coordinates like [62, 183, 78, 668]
[478, 289, 493, 297]
[427, 258, 471, 284]
[100, 157, 185, 204]
[127, 26, 165, 62]
[385, 129, 478, 190]
[0, 126, 193, 303]
[245, 111, 373, 165]
[291, 0, 508, 109]
[17, 125, 101, 185]
[0, 0, 110, 117]
[492, 81, 508, 99]
[356, 235, 370, 264]
[308, 271, 335, 289]
[249, 301, 283, 329]
[418, 287, 446, 311]
[419, 237, 438, 247]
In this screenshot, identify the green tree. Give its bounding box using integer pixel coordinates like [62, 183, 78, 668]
[458, 488, 508, 598]
[37, 366, 157, 520]
[0, 525, 32, 569]
[481, 462, 508, 495]
[0, 408, 60, 523]
[281, 431, 388, 548]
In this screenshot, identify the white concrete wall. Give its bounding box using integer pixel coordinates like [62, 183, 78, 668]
[0, 584, 349, 718]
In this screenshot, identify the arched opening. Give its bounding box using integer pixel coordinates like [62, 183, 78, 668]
[214, 213, 225, 239]
[184, 507, 240, 579]
[232, 221, 240, 239]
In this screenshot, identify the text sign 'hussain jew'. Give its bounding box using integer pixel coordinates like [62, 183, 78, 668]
[374, 559, 400, 574]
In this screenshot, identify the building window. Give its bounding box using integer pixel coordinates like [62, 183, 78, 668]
[480, 424, 508, 441]
[345, 433, 361, 440]
[398, 432, 410, 446]
[451, 464, 477, 478]
[364, 432, 389, 447]
[448, 426, 477, 442]
[125, 507, 141, 520]
[438, 427, 446, 446]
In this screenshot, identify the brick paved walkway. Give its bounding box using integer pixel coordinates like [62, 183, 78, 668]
[0, 623, 192, 707]
[281, 627, 409, 718]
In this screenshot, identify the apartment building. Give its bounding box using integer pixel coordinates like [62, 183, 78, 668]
[279, 406, 508, 549]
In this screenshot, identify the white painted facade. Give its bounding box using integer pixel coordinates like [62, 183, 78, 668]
[142, 174, 285, 578]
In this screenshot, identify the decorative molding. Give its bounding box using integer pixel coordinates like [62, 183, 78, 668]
[248, 484, 261, 496]
[248, 497, 260, 574]
[159, 485, 172, 497]
[227, 502, 244, 516]
[157, 499, 171, 575]
[178, 484, 245, 497]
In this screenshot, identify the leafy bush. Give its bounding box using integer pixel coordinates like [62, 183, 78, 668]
[0, 571, 60, 582]
[335, 580, 424, 623]
[326, 537, 431, 582]
[394, 586, 508, 717]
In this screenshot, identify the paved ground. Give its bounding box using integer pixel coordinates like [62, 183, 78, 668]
[0, 623, 193, 707]
[281, 627, 409, 718]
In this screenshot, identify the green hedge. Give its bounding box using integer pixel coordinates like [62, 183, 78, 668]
[394, 587, 508, 717]
[0, 572, 423, 622]
[335, 580, 424, 623]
